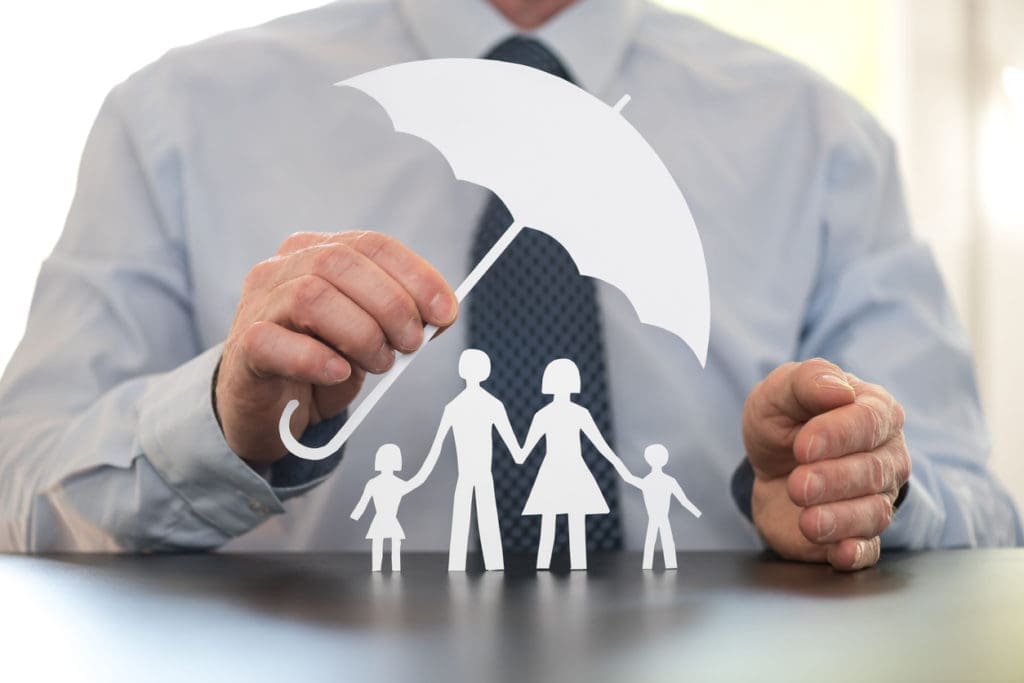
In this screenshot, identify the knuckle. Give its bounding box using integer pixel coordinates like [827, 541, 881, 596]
[826, 463, 849, 497]
[239, 321, 271, 359]
[278, 231, 319, 255]
[293, 345, 323, 376]
[875, 494, 894, 528]
[894, 440, 912, 485]
[350, 318, 386, 356]
[380, 288, 416, 323]
[867, 452, 888, 492]
[276, 233, 304, 255]
[777, 361, 801, 375]
[863, 381, 903, 428]
[310, 244, 351, 277]
[767, 362, 799, 392]
[854, 398, 885, 447]
[340, 229, 372, 243]
[892, 399, 906, 430]
[354, 231, 397, 261]
[243, 259, 277, 292]
[290, 275, 331, 312]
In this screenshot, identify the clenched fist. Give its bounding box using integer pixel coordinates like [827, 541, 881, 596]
[742, 359, 911, 571]
[214, 231, 458, 464]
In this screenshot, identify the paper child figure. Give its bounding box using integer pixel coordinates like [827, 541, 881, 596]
[517, 358, 633, 572]
[619, 444, 702, 570]
[350, 443, 418, 572]
[409, 349, 520, 572]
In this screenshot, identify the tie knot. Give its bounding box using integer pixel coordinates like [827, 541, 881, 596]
[483, 35, 575, 83]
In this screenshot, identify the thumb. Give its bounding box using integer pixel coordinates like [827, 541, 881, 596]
[742, 358, 856, 477]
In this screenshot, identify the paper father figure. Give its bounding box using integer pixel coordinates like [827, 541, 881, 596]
[408, 349, 519, 572]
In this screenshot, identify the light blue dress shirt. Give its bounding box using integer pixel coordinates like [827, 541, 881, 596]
[0, 0, 1020, 552]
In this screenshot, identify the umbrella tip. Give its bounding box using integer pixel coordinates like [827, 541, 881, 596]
[613, 94, 631, 113]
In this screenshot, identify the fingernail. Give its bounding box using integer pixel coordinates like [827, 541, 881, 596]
[805, 434, 828, 462]
[325, 358, 350, 384]
[375, 342, 395, 372]
[400, 317, 424, 352]
[816, 508, 836, 541]
[429, 291, 457, 324]
[815, 373, 853, 392]
[804, 472, 826, 504]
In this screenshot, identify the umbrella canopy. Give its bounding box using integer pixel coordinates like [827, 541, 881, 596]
[344, 58, 709, 362]
[280, 58, 710, 460]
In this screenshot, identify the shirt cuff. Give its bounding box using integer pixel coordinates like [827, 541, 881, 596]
[268, 412, 347, 499]
[138, 344, 286, 538]
[730, 457, 755, 522]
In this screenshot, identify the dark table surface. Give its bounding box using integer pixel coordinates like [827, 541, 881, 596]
[1, 550, 1022, 682]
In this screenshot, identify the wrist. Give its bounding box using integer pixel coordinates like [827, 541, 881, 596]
[211, 354, 287, 469]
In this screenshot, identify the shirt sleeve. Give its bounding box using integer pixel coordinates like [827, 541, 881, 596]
[794, 98, 1023, 549]
[0, 86, 338, 552]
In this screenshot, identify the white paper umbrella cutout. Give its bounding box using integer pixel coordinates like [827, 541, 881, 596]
[279, 58, 710, 460]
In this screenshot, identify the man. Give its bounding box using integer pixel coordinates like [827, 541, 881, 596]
[0, 0, 1020, 568]
[410, 349, 520, 571]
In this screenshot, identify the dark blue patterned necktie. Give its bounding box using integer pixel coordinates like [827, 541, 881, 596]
[469, 36, 622, 554]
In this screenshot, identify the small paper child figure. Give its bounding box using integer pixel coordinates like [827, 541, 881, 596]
[620, 444, 702, 570]
[350, 444, 417, 571]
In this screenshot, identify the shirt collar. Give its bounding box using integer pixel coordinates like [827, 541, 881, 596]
[396, 0, 641, 95]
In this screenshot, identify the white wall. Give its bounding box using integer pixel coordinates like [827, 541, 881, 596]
[973, 0, 1024, 517]
[880, 0, 1024, 517]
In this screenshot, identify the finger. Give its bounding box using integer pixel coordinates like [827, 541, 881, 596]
[238, 232, 340, 296]
[798, 494, 895, 545]
[347, 231, 458, 327]
[751, 476, 830, 562]
[827, 536, 881, 571]
[240, 320, 352, 385]
[768, 358, 857, 422]
[275, 232, 457, 328]
[793, 383, 905, 464]
[787, 440, 911, 506]
[742, 359, 857, 478]
[312, 367, 366, 421]
[277, 242, 427, 353]
[275, 230, 339, 256]
[265, 274, 395, 373]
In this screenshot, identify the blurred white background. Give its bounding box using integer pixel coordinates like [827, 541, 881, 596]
[1, 0, 1022, 512]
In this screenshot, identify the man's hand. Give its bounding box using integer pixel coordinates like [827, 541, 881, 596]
[215, 231, 458, 464]
[741, 359, 911, 571]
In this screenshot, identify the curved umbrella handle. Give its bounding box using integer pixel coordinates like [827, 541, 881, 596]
[278, 220, 524, 460]
[278, 330, 435, 460]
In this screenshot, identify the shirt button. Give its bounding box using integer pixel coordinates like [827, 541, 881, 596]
[248, 499, 268, 514]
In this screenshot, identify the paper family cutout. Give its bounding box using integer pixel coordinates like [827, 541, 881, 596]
[275, 58, 712, 571]
[350, 351, 702, 572]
